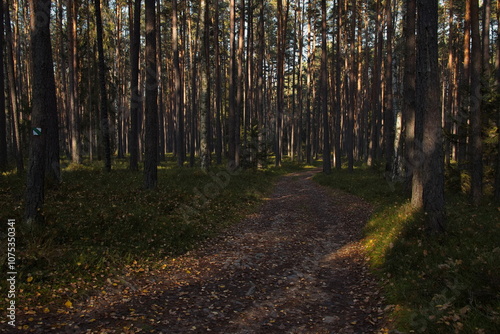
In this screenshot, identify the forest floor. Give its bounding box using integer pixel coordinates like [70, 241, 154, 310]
[14, 168, 389, 333]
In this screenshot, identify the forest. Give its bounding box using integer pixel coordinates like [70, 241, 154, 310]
[0, 0, 499, 332]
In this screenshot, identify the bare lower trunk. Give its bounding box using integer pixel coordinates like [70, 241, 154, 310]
[25, 0, 57, 227]
[95, 0, 112, 172]
[417, 0, 445, 232]
[143, 0, 158, 189]
[0, 2, 7, 170]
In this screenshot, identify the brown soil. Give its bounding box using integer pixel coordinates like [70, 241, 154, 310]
[14, 169, 388, 333]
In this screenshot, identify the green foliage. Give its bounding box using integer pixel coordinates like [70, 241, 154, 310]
[0, 160, 303, 309]
[314, 166, 500, 333]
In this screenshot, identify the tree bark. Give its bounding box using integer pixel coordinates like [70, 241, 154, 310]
[334, 2, 342, 170]
[0, 0, 6, 171]
[276, 0, 287, 167]
[482, 0, 491, 77]
[417, 0, 445, 232]
[4, 0, 23, 174]
[129, 0, 141, 171]
[144, 0, 158, 189]
[405, 0, 421, 206]
[470, 0, 483, 205]
[200, 0, 211, 171]
[458, 0, 471, 167]
[68, 0, 81, 164]
[214, 0, 222, 165]
[236, 0, 245, 167]
[495, 0, 500, 201]
[95, 0, 112, 172]
[384, 0, 395, 174]
[228, 0, 236, 165]
[321, 0, 331, 174]
[173, 0, 184, 167]
[25, 0, 57, 227]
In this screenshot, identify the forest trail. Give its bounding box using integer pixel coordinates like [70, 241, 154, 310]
[20, 169, 388, 333]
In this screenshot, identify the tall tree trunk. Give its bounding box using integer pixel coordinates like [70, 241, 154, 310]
[228, 0, 236, 165]
[495, 0, 500, 201]
[458, 0, 471, 167]
[129, 0, 141, 170]
[405, 0, 421, 206]
[334, 2, 342, 170]
[384, 0, 395, 174]
[200, 0, 211, 171]
[347, 0, 357, 172]
[173, 0, 184, 166]
[25, 0, 57, 227]
[68, 0, 81, 164]
[470, 0, 483, 204]
[296, 0, 304, 162]
[369, 0, 383, 165]
[321, 0, 331, 174]
[4, 0, 23, 174]
[256, 0, 266, 167]
[236, 0, 244, 167]
[144, 0, 158, 189]
[276, 0, 286, 167]
[95, 0, 112, 172]
[482, 0, 491, 77]
[0, 0, 6, 170]
[417, 0, 445, 232]
[189, 4, 200, 168]
[305, 5, 314, 165]
[214, 0, 222, 165]
[157, 0, 165, 161]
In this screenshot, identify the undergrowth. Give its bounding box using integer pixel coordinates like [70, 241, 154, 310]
[314, 166, 500, 333]
[0, 158, 306, 313]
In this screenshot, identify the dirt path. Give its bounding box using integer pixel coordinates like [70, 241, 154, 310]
[18, 169, 388, 333]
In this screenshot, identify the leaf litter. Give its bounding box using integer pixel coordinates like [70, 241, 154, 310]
[10, 169, 389, 333]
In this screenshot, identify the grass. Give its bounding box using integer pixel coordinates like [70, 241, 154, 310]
[0, 157, 307, 312]
[314, 165, 500, 333]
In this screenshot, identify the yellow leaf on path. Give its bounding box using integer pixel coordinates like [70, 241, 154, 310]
[43, 308, 50, 313]
[64, 300, 73, 308]
[27, 276, 33, 283]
